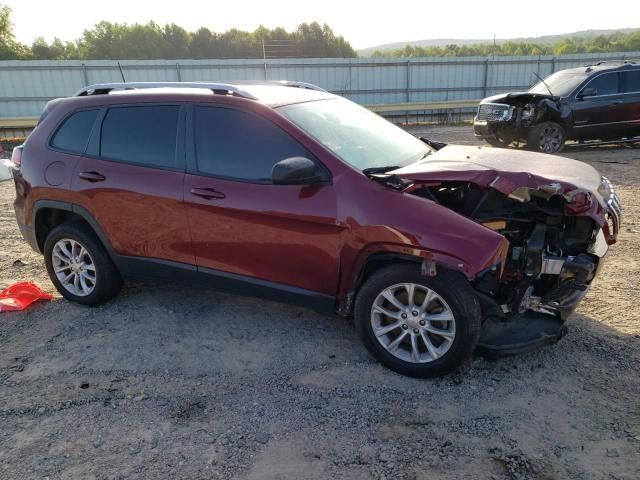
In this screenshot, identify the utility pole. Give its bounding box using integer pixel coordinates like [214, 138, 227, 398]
[262, 39, 268, 80]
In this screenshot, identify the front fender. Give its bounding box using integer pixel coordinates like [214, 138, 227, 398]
[334, 173, 510, 300]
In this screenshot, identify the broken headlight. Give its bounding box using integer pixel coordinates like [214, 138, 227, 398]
[521, 103, 535, 120]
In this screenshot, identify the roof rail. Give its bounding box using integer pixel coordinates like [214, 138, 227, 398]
[73, 80, 327, 98]
[584, 60, 637, 71]
[594, 60, 636, 66]
[73, 82, 259, 100]
[231, 80, 327, 92]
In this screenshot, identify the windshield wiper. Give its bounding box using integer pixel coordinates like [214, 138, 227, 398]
[362, 165, 401, 176]
[533, 72, 554, 96]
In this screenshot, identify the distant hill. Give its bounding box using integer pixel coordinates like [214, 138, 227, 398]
[359, 28, 640, 55]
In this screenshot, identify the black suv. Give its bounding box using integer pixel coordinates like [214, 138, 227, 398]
[474, 61, 640, 153]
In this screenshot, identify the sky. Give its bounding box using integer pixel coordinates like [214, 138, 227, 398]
[3, 0, 640, 49]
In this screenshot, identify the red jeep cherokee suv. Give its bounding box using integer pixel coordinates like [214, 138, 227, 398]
[11, 81, 620, 377]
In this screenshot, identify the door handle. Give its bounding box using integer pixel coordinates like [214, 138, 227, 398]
[190, 187, 226, 200]
[78, 171, 106, 182]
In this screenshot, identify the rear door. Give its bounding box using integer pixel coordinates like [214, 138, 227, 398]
[182, 104, 343, 297]
[71, 104, 195, 265]
[572, 72, 625, 139]
[621, 69, 640, 135]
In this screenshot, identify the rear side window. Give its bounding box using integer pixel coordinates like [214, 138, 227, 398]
[585, 73, 620, 96]
[100, 105, 180, 168]
[50, 109, 99, 154]
[622, 70, 640, 93]
[194, 106, 309, 182]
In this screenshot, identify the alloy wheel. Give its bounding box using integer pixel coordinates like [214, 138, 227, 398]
[370, 283, 456, 363]
[51, 238, 97, 297]
[537, 125, 563, 153]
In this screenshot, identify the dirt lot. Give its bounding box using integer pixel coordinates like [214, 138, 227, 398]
[1, 126, 639, 480]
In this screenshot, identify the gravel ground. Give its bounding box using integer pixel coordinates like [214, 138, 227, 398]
[1, 126, 639, 480]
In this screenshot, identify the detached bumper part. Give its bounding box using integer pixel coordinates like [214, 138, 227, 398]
[477, 312, 568, 356]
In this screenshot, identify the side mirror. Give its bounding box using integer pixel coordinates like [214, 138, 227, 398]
[578, 87, 598, 99]
[272, 157, 322, 185]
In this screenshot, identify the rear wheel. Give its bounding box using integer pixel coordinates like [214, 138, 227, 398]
[527, 121, 565, 153]
[44, 222, 122, 306]
[354, 264, 481, 378]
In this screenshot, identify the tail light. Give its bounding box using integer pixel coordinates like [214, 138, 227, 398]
[10, 146, 23, 169]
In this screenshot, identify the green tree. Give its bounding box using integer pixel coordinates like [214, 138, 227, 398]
[0, 4, 29, 59]
[371, 31, 640, 58]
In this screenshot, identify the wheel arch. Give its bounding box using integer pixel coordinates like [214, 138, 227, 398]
[337, 246, 469, 316]
[33, 200, 115, 257]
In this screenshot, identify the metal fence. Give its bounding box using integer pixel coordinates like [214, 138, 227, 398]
[0, 51, 638, 120]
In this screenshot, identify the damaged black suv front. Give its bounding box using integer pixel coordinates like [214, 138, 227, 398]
[473, 62, 640, 153]
[473, 90, 569, 153]
[388, 144, 621, 355]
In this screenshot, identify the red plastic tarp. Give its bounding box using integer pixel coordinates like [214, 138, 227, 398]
[0, 282, 53, 312]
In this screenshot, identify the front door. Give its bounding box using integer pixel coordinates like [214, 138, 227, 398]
[571, 71, 626, 139]
[183, 105, 343, 297]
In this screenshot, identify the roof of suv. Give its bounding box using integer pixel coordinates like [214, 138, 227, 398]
[73, 81, 336, 108]
[559, 61, 638, 76]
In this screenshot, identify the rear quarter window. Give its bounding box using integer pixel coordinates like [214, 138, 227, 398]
[50, 109, 99, 154]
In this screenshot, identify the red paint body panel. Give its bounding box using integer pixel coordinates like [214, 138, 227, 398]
[183, 175, 343, 295]
[70, 158, 194, 264]
[13, 89, 512, 308]
[331, 171, 510, 299]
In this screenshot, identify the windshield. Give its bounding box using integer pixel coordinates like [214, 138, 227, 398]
[528, 71, 588, 97]
[278, 98, 430, 171]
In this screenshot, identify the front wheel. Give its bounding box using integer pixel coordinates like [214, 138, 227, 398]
[527, 121, 565, 153]
[354, 265, 481, 378]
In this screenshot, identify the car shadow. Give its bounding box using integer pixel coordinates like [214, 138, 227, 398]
[5, 280, 637, 389]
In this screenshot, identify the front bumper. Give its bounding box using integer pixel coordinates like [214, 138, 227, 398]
[473, 119, 524, 141]
[473, 120, 492, 138]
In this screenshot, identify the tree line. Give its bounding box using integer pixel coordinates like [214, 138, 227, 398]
[371, 31, 640, 57]
[0, 5, 356, 60]
[2, 3, 640, 61]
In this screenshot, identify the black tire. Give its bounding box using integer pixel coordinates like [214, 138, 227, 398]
[354, 264, 481, 378]
[526, 121, 565, 153]
[44, 222, 123, 306]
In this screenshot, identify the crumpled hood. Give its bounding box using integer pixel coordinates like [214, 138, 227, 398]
[481, 91, 557, 104]
[390, 145, 605, 209]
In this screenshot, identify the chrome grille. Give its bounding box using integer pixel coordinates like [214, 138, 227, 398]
[600, 176, 621, 236]
[477, 103, 512, 122]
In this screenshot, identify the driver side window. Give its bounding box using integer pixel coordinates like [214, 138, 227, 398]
[193, 106, 313, 183]
[581, 73, 621, 97]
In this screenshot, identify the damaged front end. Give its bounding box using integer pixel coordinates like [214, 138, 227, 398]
[385, 146, 622, 355]
[473, 92, 566, 145]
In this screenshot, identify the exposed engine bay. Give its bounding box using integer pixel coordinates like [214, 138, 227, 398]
[368, 143, 622, 354]
[410, 181, 604, 320]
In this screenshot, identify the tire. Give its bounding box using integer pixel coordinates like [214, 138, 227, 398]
[44, 222, 123, 306]
[354, 264, 481, 378]
[527, 121, 565, 153]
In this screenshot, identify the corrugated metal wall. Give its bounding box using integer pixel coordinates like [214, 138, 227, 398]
[0, 52, 638, 117]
